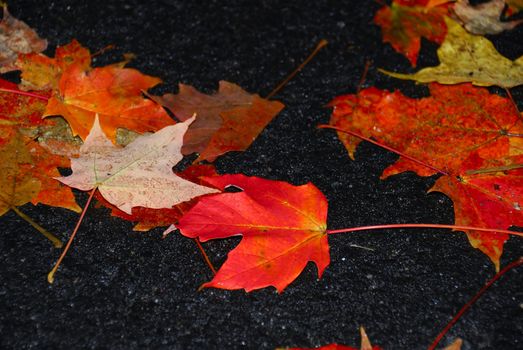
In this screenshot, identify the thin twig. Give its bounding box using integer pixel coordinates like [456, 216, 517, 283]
[427, 257, 523, 350]
[318, 124, 449, 176]
[11, 206, 62, 248]
[266, 39, 328, 99]
[326, 223, 523, 238]
[0, 87, 48, 101]
[465, 163, 523, 175]
[357, 59, 372, 93]
[193, 238, 217, 275]
[48, 187, 97, 283]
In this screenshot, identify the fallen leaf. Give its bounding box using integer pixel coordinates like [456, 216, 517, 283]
[0, 4, 47, 72]
[0, 77, 48, 138]
[152, 80, 284, 162]
[0, 78, 80, 212]
[177, 174, 329, 292]
[16, 39, 90, 91]
[57, 115, 218, 214]
[381, 17, 523, 88]
[0, 132, 41, 216]
[453, 0, 523, 34]
[35, 116, 82, 159]
[0, 131, 79, 214]
[431, 153, 523, 270]
[95, 164, 219, 231]
[44, 63, 175, 142]
[374, 0, 448, 66]
[328, 84, 523, 268]
[329, 83, 522, 178]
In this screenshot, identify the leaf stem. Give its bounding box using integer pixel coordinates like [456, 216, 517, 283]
[357, 59, 372, 93]
[11, 206, 62, 248]
[326, 223, 523, 238]
[47, 187, 97, 284]
[0, 87, 49, 101]
[427, 256, 523, 350]
[266, 39, 328, 99]
[193, 239, 217, 275]
[318, 124, 450, 176]
[465, 163, 523, 175]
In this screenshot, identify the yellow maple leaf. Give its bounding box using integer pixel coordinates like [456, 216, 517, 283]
[380, 17, 523, 88]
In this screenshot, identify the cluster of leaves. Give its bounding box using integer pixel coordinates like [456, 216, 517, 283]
[1, 1, 522, 348]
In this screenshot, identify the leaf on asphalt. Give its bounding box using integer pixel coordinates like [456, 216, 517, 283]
[453, 0, 523, 35]
[0, 132, 40, 216]
[431, 153, 523, 270]
[152, 81, 284, 162]
[16, 39, 90, 91]
[0, 77, 48, 136]
[0, 132, 80, 214]
[177, 174, 329, 293]
[381, 17, 523, 88]
[95, 164, 219, 231]
[0, 4, 47, 73]
[329, 83, 523, 268]
[57, 115, 218, 214]
[374, 0, 448, 66]
[329, 83, 523, 178]
[44, 63, 175, 142]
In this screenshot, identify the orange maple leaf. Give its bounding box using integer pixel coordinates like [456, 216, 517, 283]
[43, 63, 175, 142]
[177, 174, 329, 292]
[0, 132, 80, 215]
[16, 39, 174, 142]
[16, 39, 90, 91]
[0, 78, 79, 213]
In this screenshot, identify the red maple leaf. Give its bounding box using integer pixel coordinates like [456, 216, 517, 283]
[431, 153, 523, 270]
[374, 0, 448, 66]
[177, 174, 329, 292]
[328, 83, 523, 268]
[329, 84, 522, 178]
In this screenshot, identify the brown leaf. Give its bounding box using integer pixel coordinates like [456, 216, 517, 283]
[0, 132, 40, 216]
[152, 80, 284, 162]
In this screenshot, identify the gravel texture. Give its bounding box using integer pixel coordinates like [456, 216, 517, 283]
[1, 1, 522, 349]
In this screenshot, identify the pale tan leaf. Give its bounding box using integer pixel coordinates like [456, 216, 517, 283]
[453, 0, 522, 34]
[57, 115, 218, 214]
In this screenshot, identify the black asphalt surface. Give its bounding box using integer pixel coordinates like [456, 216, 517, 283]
[1, 1, 522, 349]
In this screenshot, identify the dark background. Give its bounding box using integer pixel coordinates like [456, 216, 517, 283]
[1, 1, 522, 349]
